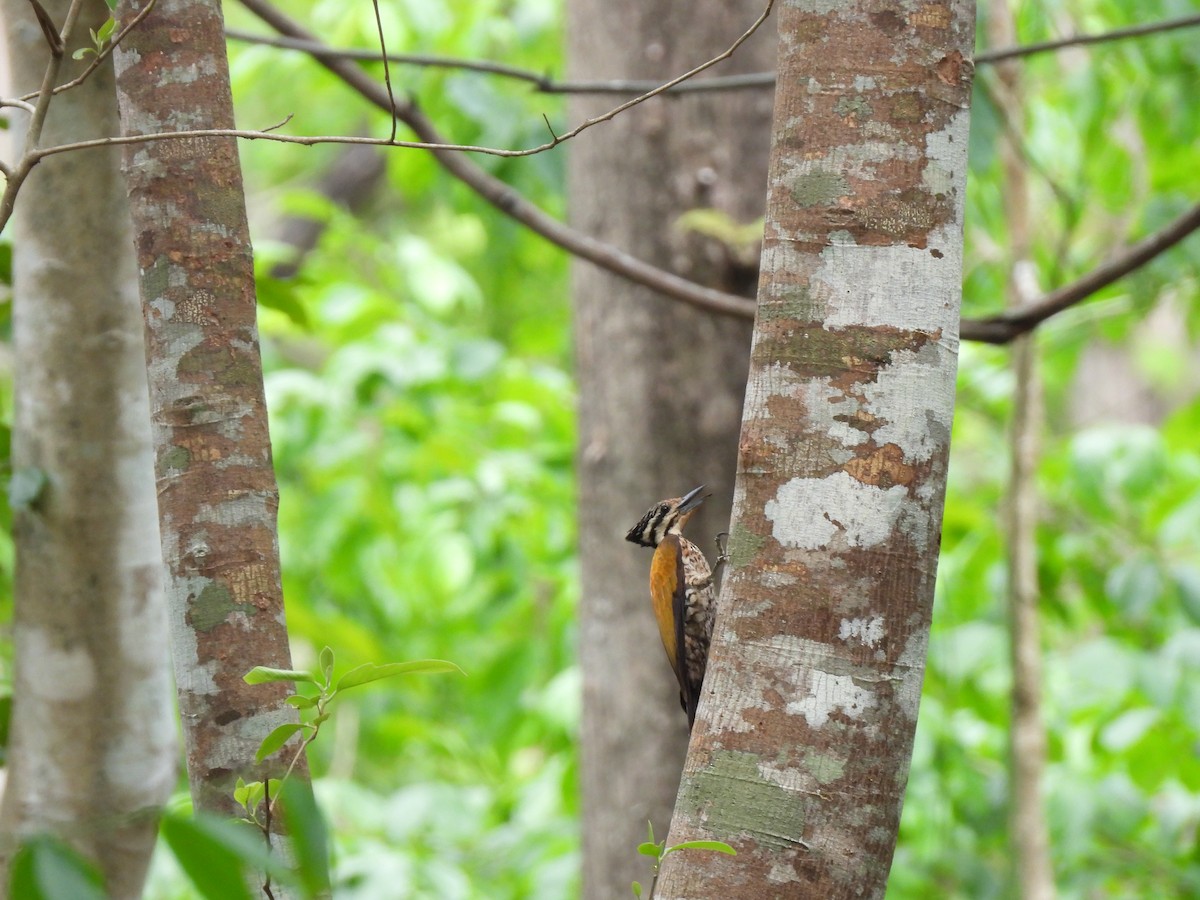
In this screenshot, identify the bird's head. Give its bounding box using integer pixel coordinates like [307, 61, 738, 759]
[624, 485, 709, 548]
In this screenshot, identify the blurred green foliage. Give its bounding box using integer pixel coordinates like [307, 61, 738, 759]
[0, 0, 1194, 896]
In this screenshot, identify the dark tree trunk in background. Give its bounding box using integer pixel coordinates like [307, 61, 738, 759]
[567, 2, 775, 895]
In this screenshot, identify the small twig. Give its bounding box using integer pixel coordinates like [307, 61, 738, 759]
[976, 12, 1200, 64]
[26, 0, 64, 57]
[23, 0, 161, 103]
[260, 113, 293, 133]
[368, 0, 398, 142]
[541, 113, 558, 143]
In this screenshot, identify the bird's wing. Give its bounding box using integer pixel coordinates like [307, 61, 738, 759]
[650, 535, 688, 701]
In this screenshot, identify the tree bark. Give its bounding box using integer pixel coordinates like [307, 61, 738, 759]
[0, 1, 175, 894]
[656, 2, 974, 896]
[566, 2, 774, 896]
[110, 0, 305, 834]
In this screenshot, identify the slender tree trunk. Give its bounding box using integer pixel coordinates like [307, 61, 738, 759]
[567, 3, 774, 895]
[111, 0, 305, 837]
[656, 2, 975, 896]
[989, 2, 1056, 895]
[0, 1, 175, 894]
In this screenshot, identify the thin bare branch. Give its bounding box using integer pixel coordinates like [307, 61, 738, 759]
[26, 0, 64, 57]
[368, 0, 398, 142]
[962, 200, 1200, 343]
[226, 13, 1200, 96]
[977, 12, 1200, 64]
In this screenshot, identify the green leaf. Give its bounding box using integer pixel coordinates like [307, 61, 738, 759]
[10, 835, 106, 900]
[278, 779, 331, 897]
[636, 842, 661, 858]
[285, 694, 317, 709]
[234, 779, 270, 816]
[319, 646, 334, 684]
[255, 723, 302, 762]
[103, 0, 116, 9]
[8, 467, 49, 512]
[95, 17, 116, 43]
[233, 777, 251, 808]
[334, 659, 464, 692]
[632, 881, 643, 898]
[243, 666, 317, 685]
[160, 813, 293, 900]
[257, 276, 311, 329]
[71, 47, 91, 60]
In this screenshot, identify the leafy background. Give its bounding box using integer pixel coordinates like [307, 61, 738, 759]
[0, 0, 1196, 896]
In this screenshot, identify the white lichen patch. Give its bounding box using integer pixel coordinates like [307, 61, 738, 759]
[788, 671, 877, 728]
[766, 473, 909, 550]
[860, 345, 955, 460]
[893, 629, 929, 723]
[800, 379, 860, 450]
[923, 109, 971, 197]
[814, 242, 956, 333]
[839, 615, 886, 648]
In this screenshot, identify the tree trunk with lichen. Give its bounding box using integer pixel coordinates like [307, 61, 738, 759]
[0, 1, 176, 894]
[111, 0, 305, 833]
[567, 1, 775, 896]
[655, 1, 975, 896]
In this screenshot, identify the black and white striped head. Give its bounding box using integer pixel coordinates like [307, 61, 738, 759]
[625, 485, 709, 548]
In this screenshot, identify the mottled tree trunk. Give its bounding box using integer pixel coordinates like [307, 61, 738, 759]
[566, 2, 774, 896]
[111, 0, 304, 834]
[0, 1, 176, 894]
[656, 2, 974, 897]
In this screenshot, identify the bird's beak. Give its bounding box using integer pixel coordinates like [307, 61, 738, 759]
[678, 484, 709, 514]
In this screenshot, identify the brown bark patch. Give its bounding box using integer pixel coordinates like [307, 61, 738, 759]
[844, 443, 916, 488]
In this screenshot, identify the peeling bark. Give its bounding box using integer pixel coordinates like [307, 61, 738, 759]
[566, 1, 774, 895]
[656, 2, 974, 896]
[110, 0, 304, 827]
[0, 1, 175, 894]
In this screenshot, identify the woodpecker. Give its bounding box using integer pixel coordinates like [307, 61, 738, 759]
[625, 485, 717, 731]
